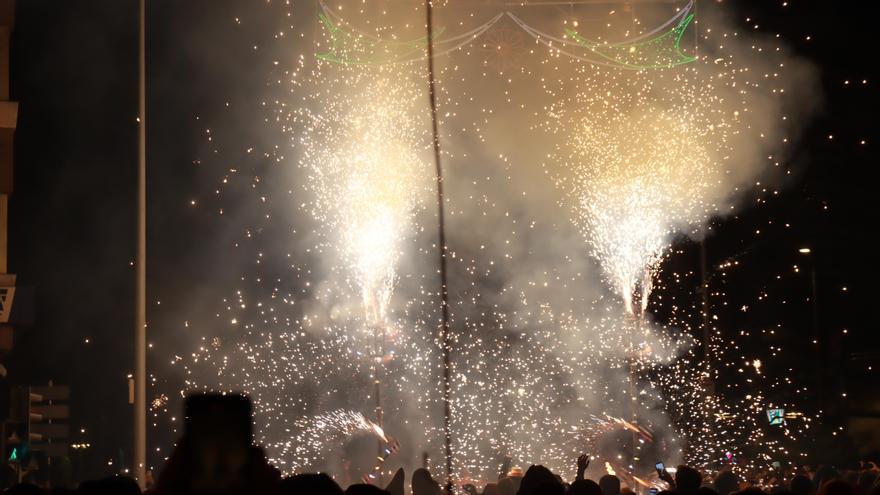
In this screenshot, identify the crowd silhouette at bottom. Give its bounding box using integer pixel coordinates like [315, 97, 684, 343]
[3, 394, 878, 495]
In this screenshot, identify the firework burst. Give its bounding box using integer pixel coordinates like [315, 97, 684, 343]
[163, 0, 821, 485]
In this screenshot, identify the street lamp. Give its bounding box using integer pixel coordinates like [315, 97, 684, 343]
[798, 247, 823, 405]
[134, 0, 147, 489]
[797, 247, 818, 332]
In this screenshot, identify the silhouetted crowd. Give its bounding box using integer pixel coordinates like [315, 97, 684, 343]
[5, 450, 880, 495]
[4, 395, 879, 495]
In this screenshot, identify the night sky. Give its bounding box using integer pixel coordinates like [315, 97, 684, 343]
[5, 0, 879, 480]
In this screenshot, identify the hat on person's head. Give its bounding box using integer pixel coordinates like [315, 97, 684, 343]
[509, 467, 524, 478]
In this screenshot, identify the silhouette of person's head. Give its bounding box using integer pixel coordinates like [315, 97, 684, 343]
[4, 484, 46, 495]
[570, 479, 603, 495]
[344, 484, 390, 495]
[77, 476, 141, 495]
[412, 468, 441, 495]
[715, 471, 739, 495]
[815, 467, 841, 490]
[518, 465, 561, 495]
[818, 480, 855, 495]
[385, 468, 405, 495]
[675, 466, 702, 495]
[280, 473, 343, 495]
[499, 477, 517, 495]
[791, 475, 814, 495]
[733, 487, 766, 495]
[599, 475, 621, 495]
[845, 473, 859, 488]
[857, 472, 877, 495]
[534, 482, 566, 495]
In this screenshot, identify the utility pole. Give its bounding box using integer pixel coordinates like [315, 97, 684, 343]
[374, 323, 385, 469]
[798, 248, 822, 405]
[700, 241, 711, 367]
[424, 1, 453, 493]
[134, 0, 147, 488]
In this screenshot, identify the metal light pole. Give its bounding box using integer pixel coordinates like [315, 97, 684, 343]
[798, 248, 821, 399]
[424, 1, 454, 492]
[630, 314, 641, 466]
[374, 322, 386, 465]
[797, 248, 819, 344]
[699, 239, 715, 396]
[135, 0, 147, 488]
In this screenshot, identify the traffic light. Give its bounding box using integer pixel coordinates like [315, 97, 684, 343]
[4, 384, 69, 461]
[27, 385, 70, 458]
[3, 421, 27, 464]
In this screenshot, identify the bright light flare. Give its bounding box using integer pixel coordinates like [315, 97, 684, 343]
[570, 105, 720, 317]
[298, 75, 430, 328]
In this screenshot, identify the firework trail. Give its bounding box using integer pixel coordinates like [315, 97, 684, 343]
[271, 409, 389, 473]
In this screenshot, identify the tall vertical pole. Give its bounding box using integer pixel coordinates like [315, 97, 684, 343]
[698, 239, 717, 467]
[630, 315, 640, 466]
[374, 323, 385, 470]
[810, 264, 819, 347]
[424, 1, 453, 493]
[810, 262, 823, 402]
[700, 240, 710, 362]
[135, 0, 147, 488]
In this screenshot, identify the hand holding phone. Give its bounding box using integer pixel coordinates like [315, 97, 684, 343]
[656, 461, 675, 488]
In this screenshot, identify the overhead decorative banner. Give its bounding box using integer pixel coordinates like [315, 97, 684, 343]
[523, 12, 695, 69]
[317, 2, 504, 66]
[316, 0, 696, 70]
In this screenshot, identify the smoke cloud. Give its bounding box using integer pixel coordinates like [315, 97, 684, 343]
[163, 0, 820, 483]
